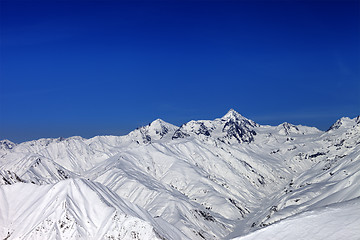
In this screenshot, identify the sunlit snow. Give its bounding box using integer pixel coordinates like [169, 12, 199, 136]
[0, 110, 359, 239]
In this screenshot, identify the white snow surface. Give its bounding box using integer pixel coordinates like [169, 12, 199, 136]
[232, 198, 360, 240]
[0, 179, 185, 240]
[0, 109, 359, 239]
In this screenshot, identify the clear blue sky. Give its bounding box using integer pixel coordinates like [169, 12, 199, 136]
[1, 0, 359, 143]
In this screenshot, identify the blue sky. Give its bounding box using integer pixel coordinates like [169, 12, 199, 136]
[1, 0, 359, 143]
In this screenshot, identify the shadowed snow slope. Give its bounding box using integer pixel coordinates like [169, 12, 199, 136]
[0, 109, 359, 239]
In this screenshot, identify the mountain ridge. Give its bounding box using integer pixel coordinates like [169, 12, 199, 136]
[0, 109, 359, 239]
[1, 109, 329, 144]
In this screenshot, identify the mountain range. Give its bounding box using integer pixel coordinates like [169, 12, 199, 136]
[1, 109, 359, 239]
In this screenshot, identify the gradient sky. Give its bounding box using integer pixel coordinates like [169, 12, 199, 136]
[1, 0, 359, 143]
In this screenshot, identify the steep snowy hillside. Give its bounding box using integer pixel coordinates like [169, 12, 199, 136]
[235, 115, 360, 232]
[0, 179, 185, 240]
[0, 109, 359, 239]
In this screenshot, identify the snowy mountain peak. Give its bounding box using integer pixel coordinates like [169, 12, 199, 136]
[327, 116, 359, 132]
[172, 120, 212, 140]
[149, 118, 171, 129]
[147, 118, 178, 137]
[222, 109, 246, 121]
[171, 110, 259, 143]
[0, 139, 16, 150]
[279, 122, 300, 135]
[327, 117, 346, 131]
[129, 119, 178, 143]
[221, 109, 258, 128]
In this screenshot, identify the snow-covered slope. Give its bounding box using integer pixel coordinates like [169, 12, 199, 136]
[0, 178, 185, 240]
[0, 109, 359, 239]
[232, 198, 360, 240]
[241, 115, 360, 229]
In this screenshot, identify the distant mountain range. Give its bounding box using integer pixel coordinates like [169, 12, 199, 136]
[1, 109, 359, 240]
